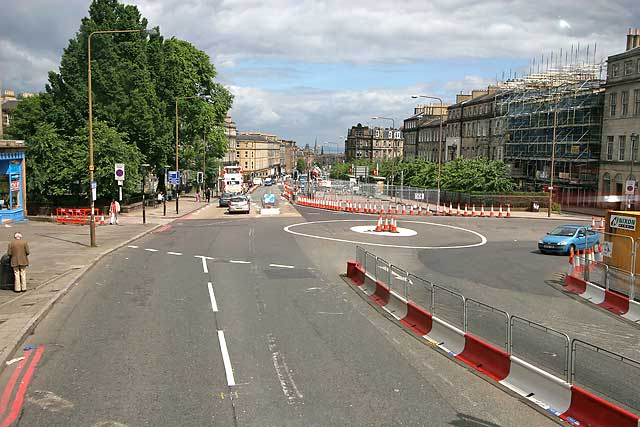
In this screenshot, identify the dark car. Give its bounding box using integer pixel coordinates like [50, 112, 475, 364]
[219, 192, 234, 207]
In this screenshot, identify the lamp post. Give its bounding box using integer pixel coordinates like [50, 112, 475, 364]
[371, 116, 396, 200]
[412, 95, 444, 208]
[87, 27, 157, 247]
[629, 133, 638, 210]
[174, 94, 211, 214]
[140, 163, 151, 224]
[163, 165, 169, 216]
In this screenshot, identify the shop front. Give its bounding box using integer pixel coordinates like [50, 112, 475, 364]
[0, 141, 26, 223]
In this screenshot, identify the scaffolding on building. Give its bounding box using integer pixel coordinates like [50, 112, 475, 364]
[495, 61, 606, 206]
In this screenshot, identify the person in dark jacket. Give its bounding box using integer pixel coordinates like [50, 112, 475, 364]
[7, 232, 29, 292]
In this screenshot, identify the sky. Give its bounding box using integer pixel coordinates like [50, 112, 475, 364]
[1, 0, 639, 150]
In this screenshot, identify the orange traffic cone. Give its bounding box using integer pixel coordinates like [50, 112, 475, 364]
[480, 204, 486, 217]
[418, 206, 423, 216]
[390, 216, 398, 233]
[383, 215, 390, 232]
[375, 214, 383, 232]
[472, 204, 477, 217]
[449, 202, 453, 216]
[498, 204, 504, 218]
[409, 205, 415, 215]
[464, 204, 469, 217]
[490, 204, 495, 217]
[456, 203, 461, 216]
[506, 203, 511, 218]
[425, 203, 431, 216]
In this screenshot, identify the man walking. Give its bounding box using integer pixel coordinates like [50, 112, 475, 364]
[109, 199, 120, 225]
[7, 232, 29, 292]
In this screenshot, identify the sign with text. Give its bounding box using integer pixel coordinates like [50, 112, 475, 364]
[602, 241, 613, 258]
[168, 171, 180, 185]
[610, 214, 636, 231]
[10, 180, 20, 192]
[626, 180, 636, 195]
[414, 193, 424, 200]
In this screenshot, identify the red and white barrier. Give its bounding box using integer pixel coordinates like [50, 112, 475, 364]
[564, 274, 640, 322]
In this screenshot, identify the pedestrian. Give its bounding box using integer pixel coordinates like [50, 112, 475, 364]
[109, 199, 120, 225]
[157, 191, 164, 205]
[7, 232, 29, 292]
[195, 189, 200, 203]
[206, 187, 211, 203]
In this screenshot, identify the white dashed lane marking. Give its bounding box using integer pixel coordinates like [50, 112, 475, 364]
[269, 264, 295, 269]
[128, 245, 139, 249]
[207, 282, 219, 313]
[167, 251, 183, 256]
[145, 248, 158, 252]
[229, 260, 251, 264]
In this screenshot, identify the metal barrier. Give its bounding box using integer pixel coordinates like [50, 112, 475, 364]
[365, 251, 377, 279]
[571, 339, 640, 413]
[407, 273, 433, 311]
[356, 246, 366, 267]
[586, 260, 608, 290]
[465, 298, 509, 350]
[510, 316, 570, 381]
[376, 257, 390, 286]
[432, 284, 465, 330]
[390, 265, 409, 300]
[607, 265, 634, 298]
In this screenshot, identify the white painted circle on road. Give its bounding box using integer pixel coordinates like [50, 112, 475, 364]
[349, 225, 417, 237]
[283, 219, 487, 249]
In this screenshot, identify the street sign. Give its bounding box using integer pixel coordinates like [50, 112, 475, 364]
[263, 193, 276, 206]
[602, 241, 613, 258]
[625, 180, 636, 195]
[414, 193, 424, 200]
[90, 180, 97, 189]
[10, 180, 19, 192]
[610, 214, 637, 231]
[168, 171, 180, 185]
[115, 163, 125, 181]
[90, 180, 97, 201]
[355, 166, 368, 178]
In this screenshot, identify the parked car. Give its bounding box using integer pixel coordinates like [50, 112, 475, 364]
[228, 195, 251, 214]
[264, 178, 273, 186]
[538, 225, 599, 255]
[218, 192, 234, 207]
[253, 177, 263, 186]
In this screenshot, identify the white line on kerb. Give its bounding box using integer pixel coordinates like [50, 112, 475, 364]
[145, 248, 158, 252]
[167, 251, 183, 256]
[269, 264, 295, 269]
[217, 330, 236, 386]
[128, 245, 139, 249]
[229, 260, 251, 264]
[207, 282, 218, 312]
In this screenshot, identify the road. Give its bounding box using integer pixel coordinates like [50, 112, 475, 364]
[0, 185, 634, 426]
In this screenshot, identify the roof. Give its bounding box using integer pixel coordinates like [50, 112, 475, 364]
[1, 100, 20, 111]
[236, 134, 276, 143]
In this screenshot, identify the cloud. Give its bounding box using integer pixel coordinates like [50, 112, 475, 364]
[444, 75, 496, 94]
[558, 19, 572, 30]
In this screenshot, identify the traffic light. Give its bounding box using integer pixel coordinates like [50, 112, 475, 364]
[197, 171, 204, 184]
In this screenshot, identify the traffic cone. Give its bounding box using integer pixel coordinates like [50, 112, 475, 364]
[472, 204, 477, 217]
[383, 215, 390, 232]
[394, 205, 399, 215]
[599, 217, 605, 230]
[418, 205, 422, 216]
[390, 216, 398, 233]
[498, 204, 504, 218]
[375, 214, 383, 232]
[591, 216, 596, 228]
[506, 204, 511, 218]
[480, 204, 486, 217]
[449, 202, 453, 216]
[596, 243, 604, 262]
[464, 204, 469, 217]
[425, 203, 431, 216]
[99, 214, 105, 225]
[456, 203, 461, 216]
[402, 205, 407, 215]
[490, 204, 495, 217]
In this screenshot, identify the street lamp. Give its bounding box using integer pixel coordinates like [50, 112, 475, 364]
[140, 163, 151, 224]
[87, 27, 158, 247]
[371, 116, 396, 199]
[174, 94, 211, 214]
[163, 165, 169, 216]
[412, 95, 444, 208]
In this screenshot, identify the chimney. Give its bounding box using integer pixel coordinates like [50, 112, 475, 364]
[627, 28, 634, 51]
[635, 28, 640, 49]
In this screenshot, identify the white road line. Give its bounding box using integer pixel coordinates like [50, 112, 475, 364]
[229, 260, 251, 264]
[217, 330, 236, 386]
[194, 255, 214, 274]
[167, 251, 183, 256]
[269, 264, 295, 269]
[145, 248, 158, 252]
[207, 282, 218, 312]
[128, 245, 138, 249]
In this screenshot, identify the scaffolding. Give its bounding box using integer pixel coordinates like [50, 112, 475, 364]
[495, 63, 605, 205]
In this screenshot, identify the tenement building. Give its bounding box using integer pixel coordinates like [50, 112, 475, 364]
[345, 124, 403, 161]
[598, 29, 640, 209]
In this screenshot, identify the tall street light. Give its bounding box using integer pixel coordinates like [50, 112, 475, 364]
[140, 163, 151, 224]
[174, 94, 211, 214]
[371, 116, 396, 197]
[88, 27, 157, 247]
[412, 95, 444, 208]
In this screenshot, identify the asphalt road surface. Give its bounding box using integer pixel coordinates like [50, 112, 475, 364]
[1, 185, 634, 426]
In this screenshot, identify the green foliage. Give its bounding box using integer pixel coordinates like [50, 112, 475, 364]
[296, 159, 307, 171]
[7, 0, 233, 203]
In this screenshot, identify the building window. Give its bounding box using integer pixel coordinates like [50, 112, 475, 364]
[612, 63, 620, 77]
[622, 91, 629, 116]
[619, 135, 626, 161]
[610, 93, 617, 117]
[607, 136, 614, 160]
[625, 61, 634, 75]
[635, 89, 640, 116]
[638, 60, 640, 74]
[602, 173, 611, 194]
[633, 136, 639, 162]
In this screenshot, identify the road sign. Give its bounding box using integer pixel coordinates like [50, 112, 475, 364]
[115, 163, 125, 181]
[414, 193, 424, 200]
[610, 214, 636, 231]
[355, 166, 368, 178]
[625, 180, 636, 195]
[263, 193, 276, 206]
[168, 171, 180, 185]
[602, 241, 613, 258]
[90, 180, 97, 201]
[90, 180, 97, 189]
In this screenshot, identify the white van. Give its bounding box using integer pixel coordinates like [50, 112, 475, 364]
[252, 177, 263, 185]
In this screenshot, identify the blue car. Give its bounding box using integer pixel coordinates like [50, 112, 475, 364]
[538, 225, 599, 255]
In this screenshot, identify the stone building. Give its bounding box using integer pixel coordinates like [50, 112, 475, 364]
[221, 115, 237, 166]
[345, 124, 403, 161]
[598, 29, 640, 209]
[236, 132, 281, 178]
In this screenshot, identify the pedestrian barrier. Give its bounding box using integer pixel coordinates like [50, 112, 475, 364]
[345, 246, 640, 427]
[55, 208, 104, 225]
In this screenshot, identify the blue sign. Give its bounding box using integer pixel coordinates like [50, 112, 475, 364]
[168, 171, 180, 185]
[263, 193, 275, 204]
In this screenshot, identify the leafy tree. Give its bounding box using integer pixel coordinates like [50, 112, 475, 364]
[296, 159, 307, 171]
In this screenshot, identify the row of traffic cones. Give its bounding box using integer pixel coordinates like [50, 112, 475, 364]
[373, 214, 398, 233]
[568, 244, 605, 276]
[591, 216, 605, 231]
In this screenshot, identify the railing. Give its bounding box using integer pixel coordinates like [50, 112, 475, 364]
[354, 245, 640, 413]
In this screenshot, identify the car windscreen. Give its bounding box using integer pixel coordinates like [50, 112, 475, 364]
[222, 193, 233, 198]
[230, 197, 247, 202]
[549, 227, 577, 236]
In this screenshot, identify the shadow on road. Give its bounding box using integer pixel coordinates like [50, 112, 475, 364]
[36, 233, 90, 248]
[450, 412, 506, 427]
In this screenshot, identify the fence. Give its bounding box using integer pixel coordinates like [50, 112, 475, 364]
[354, 245, 640, 413]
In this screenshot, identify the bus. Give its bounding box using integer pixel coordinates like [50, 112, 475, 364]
[219, 166, 244, 194]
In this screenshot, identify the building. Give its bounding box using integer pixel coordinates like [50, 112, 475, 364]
[345, 124, 403, 161]
[598, 29, 640, 209]
[280, 139, 297, 174]
[0, 140, 27, 222]
[0, 90, 34, 138]
[221, 115, 237, 166]
[297, 143, 315, 170]
[403, 104, 448, 162]
[236, 132, 281, 178]
[498, 67, 604, 202]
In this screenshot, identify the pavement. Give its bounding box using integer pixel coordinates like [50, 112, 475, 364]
[0, 185, 635, 425]
[0, 195, 210, 374]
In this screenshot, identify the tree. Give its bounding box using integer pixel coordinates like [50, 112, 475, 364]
[296, 159, 307, 171]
